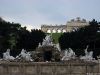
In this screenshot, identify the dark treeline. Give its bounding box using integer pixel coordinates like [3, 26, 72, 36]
[1, 17, 100, 59]
[59, 19, 100, 58]
[0, 17, 45, 57]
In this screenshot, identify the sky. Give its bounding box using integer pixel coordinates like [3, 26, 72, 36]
[0, 0, 100, 30]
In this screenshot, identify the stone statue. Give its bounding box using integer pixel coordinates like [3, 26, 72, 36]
[3, 49, 15, 61]
[25, 52, 33, 61]
[20, 49, 27, 59]
[16, 49, 33, 61]
[55, 43, 61, 51]
[42, 35, 53, 46]
[38, 43, 42, 48]
[61, 48, 76, 60]
[80, 45, 94, 61]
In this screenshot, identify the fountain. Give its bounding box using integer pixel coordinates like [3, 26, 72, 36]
[1, 35, 61, 62]
[80, 45, 95, 61]
[35, 34, 61, 62]
[61, 48, 76, 61]
[1, 35, 97, 62]
[16, 49, 33, 61]
[61, 45, 95, 61]
[42, 35, 54, 46]
[55, 43, 61, 51]
[38, 43, 42, 48]
[3, 49, 15, 61]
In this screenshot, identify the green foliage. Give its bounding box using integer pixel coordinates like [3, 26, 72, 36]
[0, 17, 46, 57]
[59, 19, 100, 58]
[47, 33, 62, 44]
[0, 18, 21, 50]
[51, 33, 62, 44]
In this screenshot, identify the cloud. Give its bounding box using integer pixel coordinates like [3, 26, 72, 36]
[21, 24, 34, 31]
[2, 16, 17, 23]
[0, 0, 100, 29]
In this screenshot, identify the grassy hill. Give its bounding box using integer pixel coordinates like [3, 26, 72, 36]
[47, 33, 62, 44]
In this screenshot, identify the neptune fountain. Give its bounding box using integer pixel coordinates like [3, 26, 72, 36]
[1, 35, 97, 62]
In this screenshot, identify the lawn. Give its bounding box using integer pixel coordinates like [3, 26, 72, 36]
[47, 33, 62, 44]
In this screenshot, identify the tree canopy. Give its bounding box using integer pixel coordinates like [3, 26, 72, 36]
[59, 19, 100, 58]
[0, 17, 45, 57]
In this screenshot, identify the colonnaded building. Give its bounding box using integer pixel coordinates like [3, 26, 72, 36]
[41, 17, 89, 33]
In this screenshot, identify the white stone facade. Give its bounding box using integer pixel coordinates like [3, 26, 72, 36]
[41, 17, 89, 33]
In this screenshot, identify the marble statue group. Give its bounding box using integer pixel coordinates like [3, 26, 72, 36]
[1, 35, 97, 62]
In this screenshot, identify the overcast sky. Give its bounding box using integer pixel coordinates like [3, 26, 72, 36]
[0, 0, 100, 30]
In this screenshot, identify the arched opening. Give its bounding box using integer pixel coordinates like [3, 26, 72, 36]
[47, 29, 51, 33]
[72, 28, 77, 32]
[62, 30, 66, 33]
[43, 51, 52, 61]
[57, 30, 62, 33]
[52, 29, 56, 33]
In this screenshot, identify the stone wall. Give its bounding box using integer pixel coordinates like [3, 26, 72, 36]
[0, 60, 100, 75]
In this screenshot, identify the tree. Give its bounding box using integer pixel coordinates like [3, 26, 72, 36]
[59, 19, 100, 58]
[0, 17, 46, 57]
